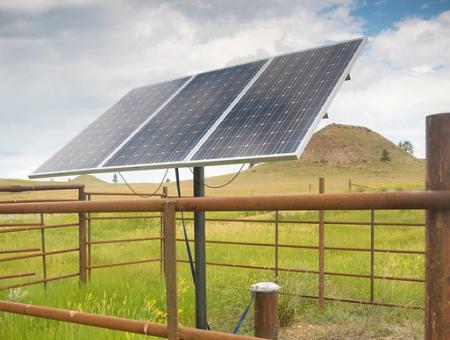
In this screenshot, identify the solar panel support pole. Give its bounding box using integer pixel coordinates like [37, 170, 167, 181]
[193, 167, 207, 329]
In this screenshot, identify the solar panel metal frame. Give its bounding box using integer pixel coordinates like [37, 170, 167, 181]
[29, 37, 366, 179]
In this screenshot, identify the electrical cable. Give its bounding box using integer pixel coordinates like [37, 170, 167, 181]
[175, 168, 196, 284]
[118, 169, 168, 198]
[188, 163, 245, 189]
[232, 292, 255, 334]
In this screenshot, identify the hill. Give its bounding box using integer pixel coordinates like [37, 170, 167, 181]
[0, 124, 425, 198]
[183, 124, 425, 195]
[71, 175, 107, 185]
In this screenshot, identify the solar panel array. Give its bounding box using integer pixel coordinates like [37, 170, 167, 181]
[31, 38, 366, 178]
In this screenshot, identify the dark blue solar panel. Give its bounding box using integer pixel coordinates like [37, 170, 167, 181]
[192, 38, 364, 161]
[105, 60, 265, 167]
[33, 78, 189, 175]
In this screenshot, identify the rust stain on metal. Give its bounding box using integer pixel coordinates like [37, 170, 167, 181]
[425, 113, 450, 340]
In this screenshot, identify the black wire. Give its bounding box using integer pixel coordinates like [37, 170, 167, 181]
[175, 168, 196, 284]
[188, 163, 245, 189]
[118, 169, 168, 198]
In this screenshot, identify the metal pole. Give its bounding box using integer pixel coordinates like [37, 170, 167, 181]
[161, 186, 168, 276]
[78, 187, 87, 284]
[164, 201, 178, 340]
[40, 213, 47, 288]
[274, 211, 279, 281]
[251, 282, 280, 339]
[87, 194, 92, 280]
[193, 167, 207, 329]
[318, 177, 325, 308]
[425, 112, 450, 340]
[370, 209, 375, 303]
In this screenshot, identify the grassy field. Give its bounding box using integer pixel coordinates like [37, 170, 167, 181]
[0, 207, 425, 339]
[0, 124, 427, 339]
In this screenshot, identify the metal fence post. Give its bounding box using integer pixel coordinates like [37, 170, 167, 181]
[370, 209, 375, 304]
[40, 213, 47, 288]
[163, 201, 178, 340]
[318, 177, 325, 308]
[425, 112, 450, 340]
[87, 194, 92, 280]
[161, 186, 168, 276]
[274, 211, 279, 281]
[78, 187, 87, 284]
[251, 282, 280, 339]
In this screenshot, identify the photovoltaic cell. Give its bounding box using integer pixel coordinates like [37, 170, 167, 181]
[104, 60, 265, 167]
[192, 38, 364, 161]
[33, 77, 189, 175]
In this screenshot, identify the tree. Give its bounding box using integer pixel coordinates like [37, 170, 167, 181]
[165, 178, 171, 183]
[398, 140, 414, 155]
[380, 149, 391, 162]
[112, 173, 118, 184]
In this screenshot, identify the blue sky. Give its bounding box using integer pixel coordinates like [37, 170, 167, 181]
[354, 0, 449, 34]
[0, 0, 449, 183]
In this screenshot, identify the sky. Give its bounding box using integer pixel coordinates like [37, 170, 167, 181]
[0, 0, 449, 184]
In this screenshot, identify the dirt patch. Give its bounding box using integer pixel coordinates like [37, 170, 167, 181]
[279, 316, 422, 339]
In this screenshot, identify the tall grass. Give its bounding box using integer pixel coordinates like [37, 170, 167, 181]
[0, 209, 424, 339]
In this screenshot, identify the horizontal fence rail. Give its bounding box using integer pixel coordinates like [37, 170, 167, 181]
[0, 300, 260, 340]
[0, 184, 85, 193]
[0, 191, 449, 214]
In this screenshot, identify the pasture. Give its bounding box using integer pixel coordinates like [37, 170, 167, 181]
[0, 206, 425, 339]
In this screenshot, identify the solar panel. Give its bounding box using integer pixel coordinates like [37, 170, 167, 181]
[33, 77, 191, 176]
[30, 37, 366, 178]
[191, 38, 364, 163]
[103, 60, 266, 169]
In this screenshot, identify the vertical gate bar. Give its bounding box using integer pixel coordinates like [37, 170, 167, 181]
[164, 201, 178, 340]
[40, 213, 47, 288]
[161, 186, 168, 276]
[275, 210, 279, 281]
[425, 112, 450, 340]
[193, 167, 207, 329]
[318, 177, 325, 308]
[370, 209, 375, 304]
[87, 194, 92, 280]
[78, 187, 87, 284]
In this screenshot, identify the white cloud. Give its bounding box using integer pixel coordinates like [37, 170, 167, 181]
[0, 0, 96, 13]
[329, 11, 450, 157]
[0, 1, 448, 180]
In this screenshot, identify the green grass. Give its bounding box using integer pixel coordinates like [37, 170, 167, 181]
[0, 208, 425, 339]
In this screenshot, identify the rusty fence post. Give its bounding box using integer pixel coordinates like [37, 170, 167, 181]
[425, 113, 450, 340]
[78, 187, 87, 284]
[318, 177, 325, 308]
[87, 194, 92, 280]
[274, 211, 279, 281]
[251, 282, 280, 339]
[40, 213, 47, 288]
[164, 201, 178, 340]
[370, 209, 375, 304]
[161, 186, 168, 276]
